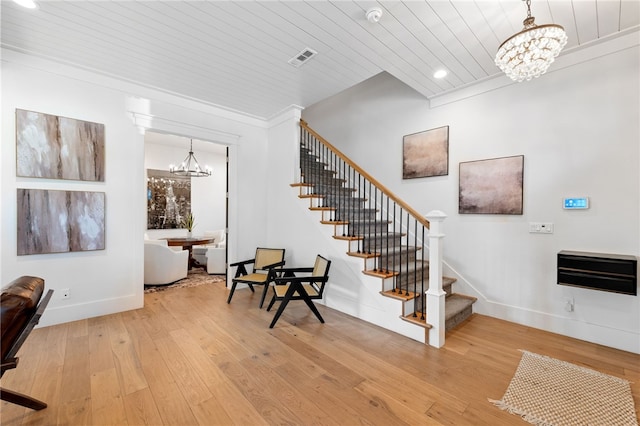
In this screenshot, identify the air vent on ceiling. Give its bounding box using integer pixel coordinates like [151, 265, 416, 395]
[288, 48, 317, 68]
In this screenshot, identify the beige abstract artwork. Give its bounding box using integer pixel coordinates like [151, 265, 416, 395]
[402, 126, 449, 179]
[459, 155, 524, 215]
[17, 189, 105, 255]
[16, 109, 105, 181]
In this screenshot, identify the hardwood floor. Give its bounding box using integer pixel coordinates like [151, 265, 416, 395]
[2, 279, 638, 425]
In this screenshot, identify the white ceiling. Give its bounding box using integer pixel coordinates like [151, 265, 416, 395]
[2, 1, 638, 119]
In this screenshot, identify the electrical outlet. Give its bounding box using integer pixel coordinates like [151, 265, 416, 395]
[61, 288, 70, 299]
[540, 223, 554, 233]
[564, 297, 574, 312]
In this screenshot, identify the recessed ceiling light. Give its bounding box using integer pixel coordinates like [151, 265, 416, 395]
[433, 69, 448, 79]
[12, 0, 38, 9]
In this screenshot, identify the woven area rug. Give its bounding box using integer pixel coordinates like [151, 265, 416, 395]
[144, 269, 225, 293]
[490, 350, 638, 426]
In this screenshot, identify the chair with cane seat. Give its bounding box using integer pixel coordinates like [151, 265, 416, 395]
[266, 254, 331, 328]
[228, 248, 286, 308]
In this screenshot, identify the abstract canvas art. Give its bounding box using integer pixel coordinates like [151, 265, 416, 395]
[459, 155, 524, 215]
[147, 169, 191, 229]
[16, 109, 105, 181]
[17, 189, 105, 255]
[402, 126, 449, 179]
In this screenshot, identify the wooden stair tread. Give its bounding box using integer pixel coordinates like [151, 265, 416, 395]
[334, 235, 362, 241]
[400, 312, 432, 329]
[363, 269, 398, 279]
[347, 251, 379, 259]
[309, 207, 335, 211]
[320, 220, 349, 225]
[290, 183, 313, 187]
[380, 289, 418, 301]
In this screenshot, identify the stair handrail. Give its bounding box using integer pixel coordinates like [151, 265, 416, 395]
[300, 119, 430, 230]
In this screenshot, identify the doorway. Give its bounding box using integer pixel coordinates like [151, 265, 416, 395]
[143, 131, 228, 277]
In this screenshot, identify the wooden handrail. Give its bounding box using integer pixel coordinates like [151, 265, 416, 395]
[300, 119, 430, 229]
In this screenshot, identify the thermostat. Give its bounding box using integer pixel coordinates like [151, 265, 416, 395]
[563, 197, 589, 209]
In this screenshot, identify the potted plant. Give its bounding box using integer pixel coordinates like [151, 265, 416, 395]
[181, 212, 195, 238]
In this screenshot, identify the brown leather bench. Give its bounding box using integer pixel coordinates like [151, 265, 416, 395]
[1, 276, 53, 410]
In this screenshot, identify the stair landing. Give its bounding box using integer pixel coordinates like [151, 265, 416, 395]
[400, 294, 477, 331]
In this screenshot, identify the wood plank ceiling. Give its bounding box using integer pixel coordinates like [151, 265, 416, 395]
[2, 1, 638, 119]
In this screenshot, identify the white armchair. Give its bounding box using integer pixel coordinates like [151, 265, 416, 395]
[193, 230, 226, 274]
[204, 246, 226, 274]
[144, 240, 189, 285]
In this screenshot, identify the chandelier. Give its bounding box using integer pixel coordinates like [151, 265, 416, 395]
[495, 0, 567, 82]
[169, 139, 211, 177]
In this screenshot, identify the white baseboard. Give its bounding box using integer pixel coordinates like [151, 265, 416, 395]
[38, 293, 143, 328]
[475, 300, 640, 355]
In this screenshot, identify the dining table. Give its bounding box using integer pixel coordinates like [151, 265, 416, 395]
[165, 237, 214, 270]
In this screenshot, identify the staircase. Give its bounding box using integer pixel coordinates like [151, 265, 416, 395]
[293, 120, 476, 344]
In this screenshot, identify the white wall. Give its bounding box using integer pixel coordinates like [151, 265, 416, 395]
[302, 35, 640, 353]
[144, 137, 227, 240]
[1, 53, 145, 325]
[1, 49, 270, 326]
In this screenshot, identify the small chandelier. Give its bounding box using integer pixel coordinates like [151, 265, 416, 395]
[495, 0, 567, 82]
[169, 139, 212, 177]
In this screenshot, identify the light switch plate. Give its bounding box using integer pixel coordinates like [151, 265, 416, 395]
[529, 222, 554, 234]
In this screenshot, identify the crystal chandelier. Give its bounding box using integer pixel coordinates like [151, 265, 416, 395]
[495, 0, 567, 82]
[169, 139, 211, 177]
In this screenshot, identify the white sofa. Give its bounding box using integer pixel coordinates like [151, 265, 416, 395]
[144, 240, 189, 285]
[192, 230, 226, 274]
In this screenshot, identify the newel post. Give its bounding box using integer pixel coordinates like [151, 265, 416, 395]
[425, 210, 447, 348]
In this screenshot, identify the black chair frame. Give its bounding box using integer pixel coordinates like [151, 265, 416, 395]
[266, 255, 331, 328]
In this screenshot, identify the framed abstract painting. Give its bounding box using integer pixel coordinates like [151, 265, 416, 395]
[16, 109, 105, 181]
[17, 189, 105, 255]
[459, 155, 524, 215]
[402, 126, 449, 179]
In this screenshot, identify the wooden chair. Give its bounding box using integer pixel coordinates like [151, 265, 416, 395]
[228, 248, 286, 308]
[1, 276, 54, 410]
[266, 255, 331, 328]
